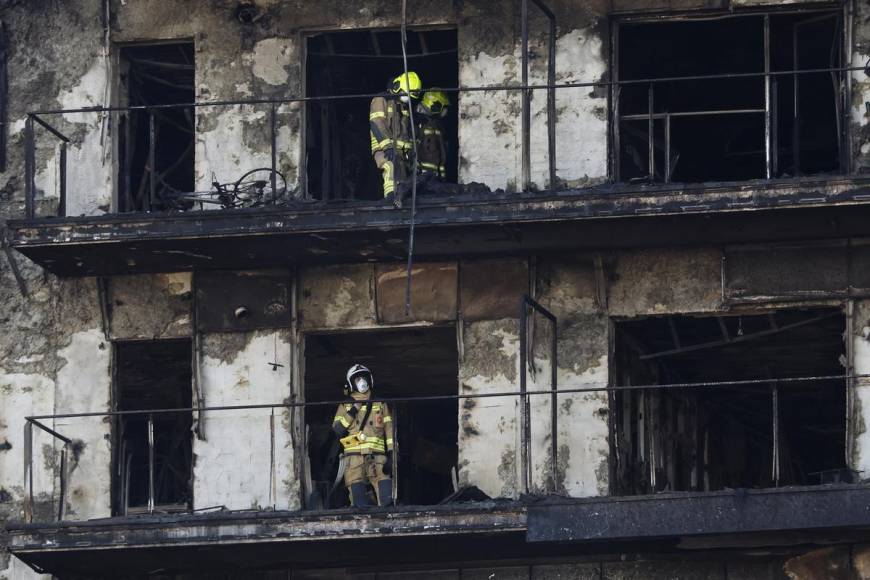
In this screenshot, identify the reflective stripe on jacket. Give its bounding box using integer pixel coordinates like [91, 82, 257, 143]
[370, 96, 413, 154]
[417, 117, 447, 178]
[333, 401, 394, 455]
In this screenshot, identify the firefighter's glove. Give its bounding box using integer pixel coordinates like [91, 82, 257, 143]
[384, 148, 396, 163]
[383, 453, 393, 476]
[332, 422, 349, 439]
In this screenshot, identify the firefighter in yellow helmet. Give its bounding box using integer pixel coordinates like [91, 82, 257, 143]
[332, 364, 395, 507]
[416, 90, 450, 181]
[369, 71, 422, 206]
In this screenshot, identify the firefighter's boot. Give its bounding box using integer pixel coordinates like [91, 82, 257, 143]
[377, 479, 393, 507]
[350, 482, 373, 507]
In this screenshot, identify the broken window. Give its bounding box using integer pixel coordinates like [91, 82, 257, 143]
[615, 10, 843, 183]
[304, 327, 459, 508]
[113, 339, 193, 515]
[613, 309, 847, 495]
[118, 43, 195, 212]
[305, 29, 458, 200]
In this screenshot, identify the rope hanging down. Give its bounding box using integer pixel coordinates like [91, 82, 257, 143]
[400, 0, 419, 316]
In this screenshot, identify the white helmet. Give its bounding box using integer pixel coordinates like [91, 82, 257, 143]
[345, 364, 373, 396]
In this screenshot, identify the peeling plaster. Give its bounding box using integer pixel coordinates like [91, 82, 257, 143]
[56, 59, 112, 216]
[252, 38, 294, 86]
[459, 319, 521, 499]
[109, 273, 193, 340]
[530, 29, 608, 188]
[54, 329, 112, 520]
[195, 330, 298, 511]
[852, 300, 870, 474]
[0, 372, 56, 505]
[300, 265, 376, 329]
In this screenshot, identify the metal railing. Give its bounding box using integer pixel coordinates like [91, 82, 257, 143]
[19, 300, 864, 523]
[21, 371, 862, 523]
[20, 61, 869, 220]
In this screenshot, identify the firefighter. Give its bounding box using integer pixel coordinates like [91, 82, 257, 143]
[370, 71, 422, 205]
[332, 364, 395, 507]
[416, 90, 450, 181]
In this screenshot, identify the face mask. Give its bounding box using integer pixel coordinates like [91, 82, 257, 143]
[399, 94, 410, 104]
[354, 376, 370, 393]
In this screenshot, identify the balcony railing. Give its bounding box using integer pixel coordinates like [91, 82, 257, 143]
[20, 63, 867, 221]
[21, 372, 862, 523]
[17, 297, 864, 523]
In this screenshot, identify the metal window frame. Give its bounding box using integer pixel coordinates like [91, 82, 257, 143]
[109, 337, 196, 517]
[298, 321, 459, 510]
[607, 303, 853, 496]
[518, 295, 558, 494]
[299, 24, 459, 201]
[610, 6, 848, 185]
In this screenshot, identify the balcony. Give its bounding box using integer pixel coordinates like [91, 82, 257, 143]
[8, 372, 870, 575]
[6, 31, 870, 276]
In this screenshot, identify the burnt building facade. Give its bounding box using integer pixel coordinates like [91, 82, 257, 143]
[2, 0, 870, 578]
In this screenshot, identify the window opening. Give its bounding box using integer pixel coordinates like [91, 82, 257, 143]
[118, 43, 195, 212]
[613, 308, 847, 495]
[304, 327, 459, 508]
[305, 29, 458, 201]
[113, 339, 193, 514]
[615, 11, 842, 184]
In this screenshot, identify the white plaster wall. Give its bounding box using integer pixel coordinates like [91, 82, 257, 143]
[0, 555, 51, 580]
[194, 330, 298, 510]
[850, 0, 870, 172]
[56, 59, 113, 216]
[0, 372, 56, 509]
[526, 353, 609, 497]
[851, 52, 870, 170]
[195, 37, 301, 196]
[458, 321, 522, 499]
[851, 299, 870, 475]
[529, 28, 609, 188]
[54, 329, 112, 520]
[530, 259, 610, 497]
[459, 25, 609, 191]
[459, 51, 522, 191]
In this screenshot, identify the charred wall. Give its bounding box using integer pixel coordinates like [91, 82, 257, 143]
[10, 0, 614, 216]
[1, 0, 870, 578]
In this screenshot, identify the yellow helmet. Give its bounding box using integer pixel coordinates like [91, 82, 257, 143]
[418, 90, 450, 117]
[390, 71, 423, 100]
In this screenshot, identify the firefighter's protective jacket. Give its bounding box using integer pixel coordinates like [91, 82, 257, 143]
[369, 96, 413, 156]
[418, 116, 447, 179]
[333, 401, 394, 455]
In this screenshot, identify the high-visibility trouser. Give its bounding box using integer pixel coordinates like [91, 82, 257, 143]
[373, 150, 396, 196]
[373, 148, 411, 197]
[344, 453, 391, 504]
[419, 161, 446, 178]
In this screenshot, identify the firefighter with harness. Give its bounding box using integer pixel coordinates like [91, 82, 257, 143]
[332, 364, 395, 507]
[369, 71, 423, 206]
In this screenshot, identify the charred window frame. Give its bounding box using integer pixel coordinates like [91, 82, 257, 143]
[116, 41, 195, 213]
[301, 326, 460, 509]
[301, 27, 459, 201]
[111, 339, 194, 516]
[611, 8, 848, 185]
[610, 308, 851, 496]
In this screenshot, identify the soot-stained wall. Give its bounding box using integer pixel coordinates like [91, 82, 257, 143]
[1, 0, 869, 577]
[9, 0, 613, 217]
